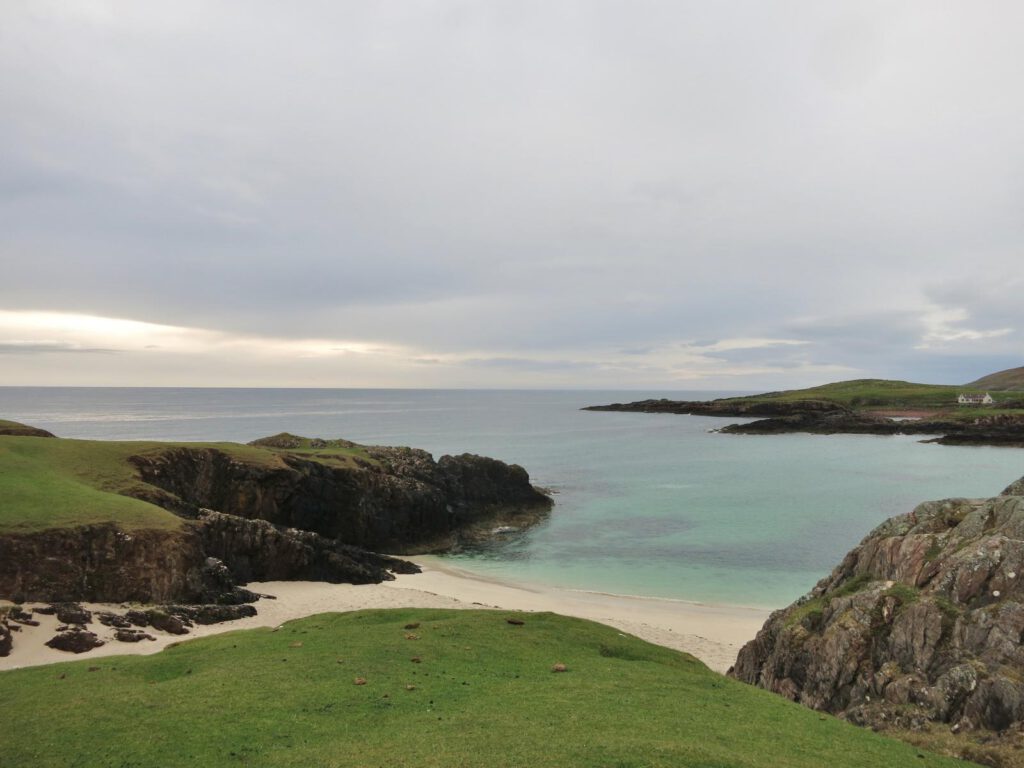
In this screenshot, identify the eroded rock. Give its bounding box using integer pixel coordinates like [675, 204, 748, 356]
[730, 476, 1024, 736]
[45, 629, 104, 654]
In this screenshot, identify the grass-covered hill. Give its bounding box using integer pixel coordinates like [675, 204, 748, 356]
[0, 609, 969, 768]
[717, 378, 1020, 410]
[0, 422, 550, 603]
[967, 365, 1024, 391]
[0, 425, 374, 534]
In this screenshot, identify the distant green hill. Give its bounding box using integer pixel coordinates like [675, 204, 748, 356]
[967, 366, 1024, 391]
[721, 378, 1014, 409]
[0, 610, 967, 767]
[0, 425, 377, 534]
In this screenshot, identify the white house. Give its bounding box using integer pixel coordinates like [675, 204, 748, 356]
[958, 392, 994, 405]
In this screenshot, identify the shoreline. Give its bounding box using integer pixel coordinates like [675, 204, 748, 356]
[0, 558, 771, 674]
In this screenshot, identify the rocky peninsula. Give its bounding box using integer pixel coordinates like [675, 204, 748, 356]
[730, 474, 1024, 764]
[584, 376, 1024, 447]
[0, 423, 551, 612]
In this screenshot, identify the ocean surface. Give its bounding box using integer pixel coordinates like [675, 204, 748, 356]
[2, 387, 1022, 609]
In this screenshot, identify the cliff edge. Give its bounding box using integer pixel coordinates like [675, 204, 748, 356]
[730, 475, 1024, 748]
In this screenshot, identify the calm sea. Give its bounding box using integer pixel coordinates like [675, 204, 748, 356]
[2, 387, 1021, 608]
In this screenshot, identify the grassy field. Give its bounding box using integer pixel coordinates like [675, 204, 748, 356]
[0, 609, 972, 768]
[720, 378, 1022, 410]
[0, 428, 376, 534]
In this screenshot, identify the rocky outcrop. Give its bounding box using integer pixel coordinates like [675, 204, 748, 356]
[0, 617, 12, 656]
[130, 443, 551, 553]
[0, 512, 420, 603]
[197, 509, 419, 584]
[0, 421, 55, 438]
[0, 524, 212, 604]
[0, 431, 550, 604]
[45, 628, 104, 653]
[586, 398, 1024, 447]
[730, 476, 1024, 736]
[583, 398, 845, 418]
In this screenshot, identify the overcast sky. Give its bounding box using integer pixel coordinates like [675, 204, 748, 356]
[1, 1, 1021, 389]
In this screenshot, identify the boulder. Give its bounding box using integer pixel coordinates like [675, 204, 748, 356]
[45, 629, 104, 654]
[53, 603, 92, 626]
[114, 629, 156, 643]
[163, 604, 257, 625]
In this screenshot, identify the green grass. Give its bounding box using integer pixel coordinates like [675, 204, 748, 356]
[0, 610, 972, 768]
[0, 437, 183, 533]
[0, 430, 379, 534]
[719, 378, 1023, 411]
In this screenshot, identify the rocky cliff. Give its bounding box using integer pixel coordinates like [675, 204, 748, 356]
[730, 476, 1024, 742]
[129, 442, 551, 552]
[0, 512, 421, 604]
[0, 431, 551, 604]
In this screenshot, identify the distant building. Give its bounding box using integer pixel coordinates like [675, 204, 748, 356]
[958, 393, 994, 405]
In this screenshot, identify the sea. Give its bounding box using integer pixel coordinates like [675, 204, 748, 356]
[2, 387, 1021, 609]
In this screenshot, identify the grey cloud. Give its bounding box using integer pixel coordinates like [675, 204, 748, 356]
[0, 342, 117, 355]
[2, 2, 1023, 387]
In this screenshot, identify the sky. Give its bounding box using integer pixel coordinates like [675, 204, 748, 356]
[1, 1, 1022, 390]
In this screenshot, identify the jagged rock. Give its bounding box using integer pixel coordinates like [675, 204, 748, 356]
[0, 436, 550, 604]
[730, 475, 1024, 735]
[162, 604, 257, 625]
[96, 612, 132, 628]
[144, 610, 189, 635]
[130, 441, 551, 553]
[53, 603, 92, 625]
[0, 619, 12, 656]
[125, 609, 150, 627]
[114, 629, 155, 643]
[45, 629, 104, 653]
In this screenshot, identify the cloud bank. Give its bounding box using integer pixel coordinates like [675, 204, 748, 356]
[1, 2, 1021, 388]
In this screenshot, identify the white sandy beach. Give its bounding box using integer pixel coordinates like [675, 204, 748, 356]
[0, 557, 771, 674]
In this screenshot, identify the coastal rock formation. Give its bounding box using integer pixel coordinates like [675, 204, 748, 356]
[0, 431, 550, 603]
[45, 628, 104, 654]
[198, 509, 419, 584]
[0, 421, 55, 438]
[0, 515, 421, 603]
[0, 618, 12, 656]
[585, 397, 1024, 447]
[730, 475, 1024, 736]
[0, 525, 212, 604]
[130, 442, 551, 552]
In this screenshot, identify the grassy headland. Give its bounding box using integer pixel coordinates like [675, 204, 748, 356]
[0, 609, 968, 768]
[585, 375, 1024, 445]
[714, 378, 1022, 412]
[0, 427, 376, 534]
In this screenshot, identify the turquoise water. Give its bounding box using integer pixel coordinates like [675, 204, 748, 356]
[2, 387, 1021, 608]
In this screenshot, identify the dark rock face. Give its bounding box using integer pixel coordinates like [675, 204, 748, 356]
[0, 514, 421, 604]
[144, 610, 189, 635]
[45, 629, 104, 653]
[585, 398, 1024, 447]
[162, 603, 257, 625]
[114, 628, 155, 643]
[0, 423, 55, 438]
[0, 525, 215, 604]
[199, 510, 418, 585]
[0, 435, 549, 604]
[130, 444, 551, 553]
[0, 619, 12, 657]
[54, 603, 92, 626]
[730, 477, 1024, 734]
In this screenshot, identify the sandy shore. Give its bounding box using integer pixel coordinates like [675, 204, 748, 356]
[0, 557, 771, 674]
